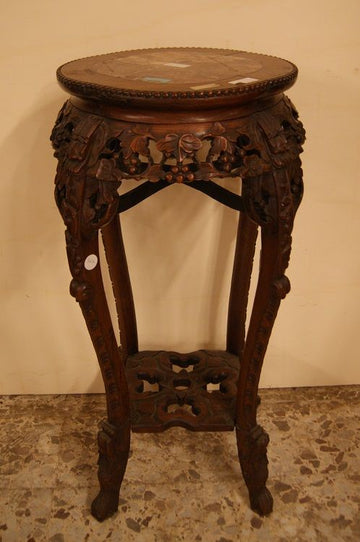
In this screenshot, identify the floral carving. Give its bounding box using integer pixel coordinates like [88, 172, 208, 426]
[49, 95, 302, 187]
[207, 122, 233, 155]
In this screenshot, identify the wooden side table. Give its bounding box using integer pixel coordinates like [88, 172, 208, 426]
[50, 48, 305, 522]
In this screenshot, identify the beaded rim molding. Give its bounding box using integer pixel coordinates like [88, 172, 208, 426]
[56, 47, 298, 102]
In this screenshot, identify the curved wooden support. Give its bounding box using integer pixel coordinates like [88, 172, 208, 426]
[53, 153, 131, 520]
[117, 179, 170, 213]
[235, 167, 298, 515]
[227, 212, 258, 356]
[101, 216, 138, 359]
[186, 180, 245, 211]
[68, 234, 128, 422]
[235, 230, 284, 515]
[68, 231, 131, 521]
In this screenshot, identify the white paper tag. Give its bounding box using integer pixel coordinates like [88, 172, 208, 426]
[84, 254, 98, 271]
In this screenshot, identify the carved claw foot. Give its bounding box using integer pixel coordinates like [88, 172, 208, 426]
[236, 424, 273, 516]
[249, 486, 274, 516]
[91, 489, 120, 522]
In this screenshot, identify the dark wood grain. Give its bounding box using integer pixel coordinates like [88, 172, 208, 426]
[51, 47, 305, 521]
[227, 212, 258, 355]
[101, 216, 138, 358]
[126, 349, 239, 432]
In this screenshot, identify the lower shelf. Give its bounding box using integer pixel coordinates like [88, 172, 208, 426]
[125, 349, 240, 432]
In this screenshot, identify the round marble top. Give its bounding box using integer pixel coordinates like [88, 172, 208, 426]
[57, 48, 298, 107]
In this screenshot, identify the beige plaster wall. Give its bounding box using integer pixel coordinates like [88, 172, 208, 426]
[1, 0, 359, 394]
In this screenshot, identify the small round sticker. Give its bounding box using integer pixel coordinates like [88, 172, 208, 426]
[84, 254, 98, 271]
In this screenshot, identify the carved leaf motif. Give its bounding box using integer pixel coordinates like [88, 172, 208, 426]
[68, 137, 90, 163]
[267, 134, 288, 154]
[196, 162, 216, 182]
[120, 128, 151, 159]
[211, 136, 232, 156]
[157, 133, 202, 161]
[156, 133, 178, 154]
[211, 122, 226, 136]
[179, 134, 202, 153]
[96, 158, 123, 182]
[98, 181, 119, 204]
[68, 117, 103, 161]
[243, 154, 264, 177]
[129, 135, 150, 157]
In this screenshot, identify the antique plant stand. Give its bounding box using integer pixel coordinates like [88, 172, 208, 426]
[51, 48, 305, 521]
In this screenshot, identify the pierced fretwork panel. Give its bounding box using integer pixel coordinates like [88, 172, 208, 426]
[125, 350, 239, 432]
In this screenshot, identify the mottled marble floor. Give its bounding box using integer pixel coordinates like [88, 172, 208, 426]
[0, 386, 359, 542]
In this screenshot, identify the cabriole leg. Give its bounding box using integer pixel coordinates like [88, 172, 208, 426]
[236, 168, 298, 515]
[52, 129, 131, 520]
[69, 232, 131, 521]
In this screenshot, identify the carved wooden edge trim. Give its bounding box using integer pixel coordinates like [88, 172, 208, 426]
[57, 47, 298, 101]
